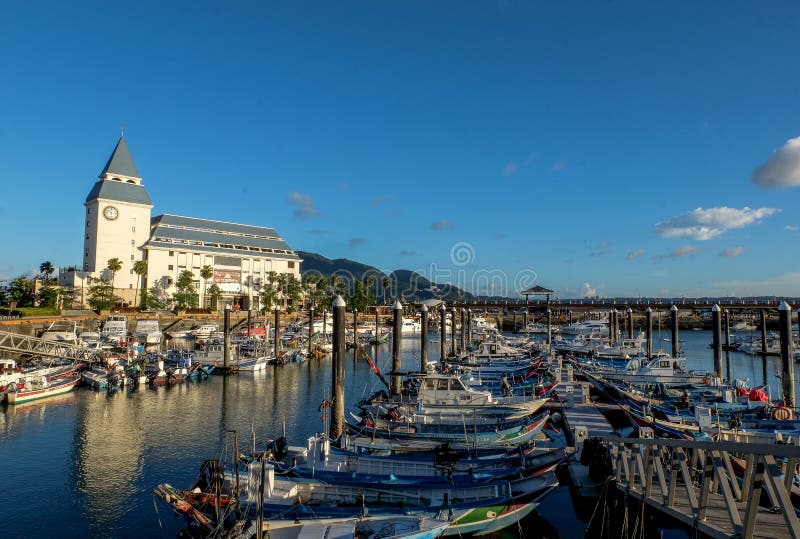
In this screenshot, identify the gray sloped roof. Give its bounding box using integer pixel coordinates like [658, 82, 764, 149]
[146, 214, 300, 260]
[153, 214, 279, 238]
[521, 285, 554, 295]
[85, 179, 152, 205]
[100, 137, 140, 178]
[144, 240, 302, 260]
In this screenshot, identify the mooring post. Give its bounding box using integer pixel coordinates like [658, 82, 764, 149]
[670, 305, 679, 358]
[374, 306, 379, 351]
[420, 303, 429, 372]
[523, 309, 528, 333]
[712, 304, 722, 378]
[568, 309, 573, 325]
[308, 306, 314, 358]
[627, 307, 633, 338]
[467, 307, 473, 343]
[611, 310, 617, 344]
[760, 309, 768, 355]
[547, 308, 552, 345]
[392, 300, 403, 395]
[512, 311, 517, 334]
[273, 306, 281, 358]
[460, 308, 466, 352]
[353, 308, 358, 360]
[440, 303, 447, 364]
[330, 295, 346, 438]
[778, 301, 795, 406]
[247, 309, 252, 338]
[323, 309, 327, 337]
[223, 304, 231, 369]
[645, 307, 653, 359]
[450, 306, 458, 356]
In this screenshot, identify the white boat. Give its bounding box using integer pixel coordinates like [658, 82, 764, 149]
[402, 317, 422, 333]
[307, 314, 334, 335]
[6, 373, 81, 405]
[560, 317, 608, 336]
[100, 314, 128, 343]
[522, 322, 557, 334]
[249, 515, 449, 539]
[189, 324, 217, 340]
[133, 319, 163, 345]
[472, 315, 497, 330]
[732, 321, 757, 332]
[40, 321, 79, 345]
[78, 330, 100, 345]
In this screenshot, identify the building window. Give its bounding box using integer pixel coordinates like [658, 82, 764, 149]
[84, 250, 89, 257]
[131, 226, 135, 232]
[86, 221, 90, 227]
[130, 269, 134, 274]
[169, 251, 174, 257]
[130, 255, 135, 260]
[168, 264, 174, 271]
[131, 240, 135, 245]
[288, 261, 295, 269]
[87, 208, 91, 214]
[86, 234, 90, 240]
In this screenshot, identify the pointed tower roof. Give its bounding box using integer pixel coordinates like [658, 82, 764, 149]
[99, 137, 140, 179]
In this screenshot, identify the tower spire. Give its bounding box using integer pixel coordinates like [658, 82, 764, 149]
[99, 136, 140, 179]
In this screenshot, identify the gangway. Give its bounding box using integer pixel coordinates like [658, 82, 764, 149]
[0, 329, 100, 362]
[595, 435, 800, 539]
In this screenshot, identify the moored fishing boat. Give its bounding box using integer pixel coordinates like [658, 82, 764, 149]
[6, 372, 82, 405]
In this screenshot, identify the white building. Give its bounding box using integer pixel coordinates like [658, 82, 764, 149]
[61, 137, 302, 309]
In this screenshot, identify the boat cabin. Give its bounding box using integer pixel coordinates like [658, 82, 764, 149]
[417, 374, 493, 405]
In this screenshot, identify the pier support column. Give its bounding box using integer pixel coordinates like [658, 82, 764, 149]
[322, 309, 327, 337]
[712, 304, 722, 379]
[353, 308, 359, 361]
[420, 304, 429, 372]
[223, 304, 231, 369]
[467, 307, 473, 343]
[460, 308, 466, 353]
[670, 305, 679, 358]
[627, 307, 633, 338]
[440, 304, 447, 365]
[308, 306, 314, 358]
[274, 306, 281, 358]
[547, 308, 552, 345]
[523, 310, 528, 333]
[760, 310, 768, 355]
[450, 306, 458, 356]
[779, 302, 795, 406]
[374, 307, 380, 353]
[513, 311, 517, 333]
[645, 307, 653, 359]
[392, 300, 403, 395]
[330, 295, 346, 438]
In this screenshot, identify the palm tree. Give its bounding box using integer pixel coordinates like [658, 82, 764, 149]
[39, 261, 55, 283]
[381, 276, 391, 305]
[200, 265, 213, 307]
[132, 260, 148, 307]
[107, 258, 122, 293]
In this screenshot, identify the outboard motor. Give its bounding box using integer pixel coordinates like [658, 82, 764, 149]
[266, 436, 289, 462]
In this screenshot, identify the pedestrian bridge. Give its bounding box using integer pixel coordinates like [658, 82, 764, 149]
[0, 329, 99, 362]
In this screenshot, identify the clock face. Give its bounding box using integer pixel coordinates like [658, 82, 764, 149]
[103, 206, 119, 220]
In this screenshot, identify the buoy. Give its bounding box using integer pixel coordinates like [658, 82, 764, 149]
[772, 406, 793, 421]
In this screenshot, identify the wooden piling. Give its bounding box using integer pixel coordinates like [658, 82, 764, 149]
[273, 306, 281, 358]
[353, 308, 358, 360]
[467, 307, 473, 343]
[627, 307, 633, 338]
[440, 303, 447, 364]
[712, 304, 722, 378]
[670, 305, 679, 358]
[223, 304, 231, 369]
[330, 295, 346, 438]
[547, 308, 552, 345]
[450, 306, 458, 356]
[645, 307, 653, 359]
[308, 306, 314, 358]
[460, 308, 466, 352]
[778, 301, 795, 406]
[512, 311, 517, 333]
[760, 309, 768, 355]
[420, 303, 428, 372]
[392, 300, 403, 395]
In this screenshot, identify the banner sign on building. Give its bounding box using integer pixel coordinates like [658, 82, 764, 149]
[213, 269, 241, 293]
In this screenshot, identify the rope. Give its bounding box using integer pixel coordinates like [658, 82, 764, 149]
[152, 495, 163, 529]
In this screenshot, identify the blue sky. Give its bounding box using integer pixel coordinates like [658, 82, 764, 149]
[1, 1, 799, 297]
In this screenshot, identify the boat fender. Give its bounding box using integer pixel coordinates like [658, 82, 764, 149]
[772, 406, 793, 421]
[728, 415, 742, 429]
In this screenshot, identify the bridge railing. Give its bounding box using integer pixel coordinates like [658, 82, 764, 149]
[0, 330, 100, 362]
[597, 436, 800, 539]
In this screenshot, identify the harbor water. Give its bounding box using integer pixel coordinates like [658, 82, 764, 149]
[1, 329, 798, 538]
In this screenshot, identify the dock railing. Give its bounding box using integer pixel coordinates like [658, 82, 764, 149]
[596, 435, 800, 539]
[0, 329, 100, 362]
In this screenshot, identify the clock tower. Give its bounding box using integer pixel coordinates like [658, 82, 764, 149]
[84, 137, 153, 295]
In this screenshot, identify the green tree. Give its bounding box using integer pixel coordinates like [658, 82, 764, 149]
[132, 260, 148, 308]
[39, 261, 55, 283]
[143, 285, 170, 310]
[207, 283, 222, 310]
[87, 277, 120, 311]
[381, 276, 391, 304]
[284, 277, 303, 312]
[8, 276, 35, 307]
[37, 286, 59, 308]
[173, 270, 199, 310]
[259, 284, 278, 313]
[107, 258, 123, 291]
[349, 280, 375, 313]
[200, 265, 214, 307]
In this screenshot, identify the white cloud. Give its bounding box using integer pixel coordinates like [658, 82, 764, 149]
[348, 237, 366, 248]
[652, 245, 698, 262]
[654, 206, 780, 240]
[551, 161, 566, 172]
[786, 225, 799, 232]
[720, 246, 744, 258]
[626, 249, 646, 261]
[581, 282, 598, 298]
[752, 136, 800, 188]
[285, 192, 320, 219]
[503, 162, 519, 176]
